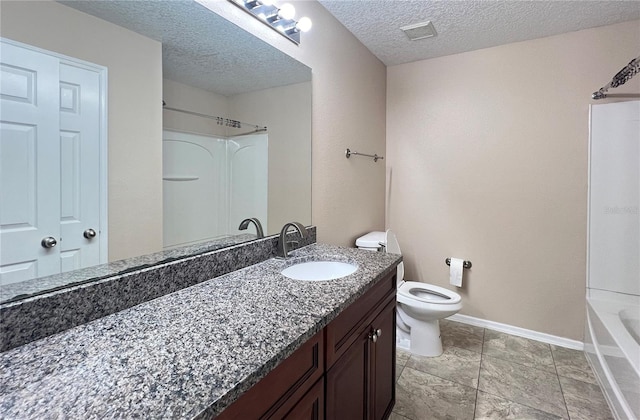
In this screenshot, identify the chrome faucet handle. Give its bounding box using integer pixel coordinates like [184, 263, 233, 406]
[238, 217, 264, 238]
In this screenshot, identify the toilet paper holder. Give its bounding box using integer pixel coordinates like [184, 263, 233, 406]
[445, 258, 472, 269]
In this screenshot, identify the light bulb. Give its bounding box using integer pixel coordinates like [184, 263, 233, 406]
[278, 3, 295, 20]
[260, 0, 274, 5]
[296, 16, 312, 32]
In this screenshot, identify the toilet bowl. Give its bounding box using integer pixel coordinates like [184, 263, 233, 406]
[356, 230, 462, 357]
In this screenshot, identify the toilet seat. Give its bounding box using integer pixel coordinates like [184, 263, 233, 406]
[384, 229, 461, 306]
[398, 281, 461, 305]
[355, 228, 463, 356]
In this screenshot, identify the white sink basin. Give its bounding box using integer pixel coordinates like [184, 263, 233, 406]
[281, 261, 358, 281]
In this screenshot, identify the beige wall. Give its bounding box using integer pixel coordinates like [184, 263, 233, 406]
[387, 20, 640, 340]
[1, 0, 163, 262]
[202, 0, 388, 246]
[292, 1, 387, 246]
[229, 82, 312, 234]
[163, 78, 229, 137]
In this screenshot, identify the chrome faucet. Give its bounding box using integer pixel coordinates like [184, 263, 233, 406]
[238, 218, 264, 239]
[277, 222, 309, 258]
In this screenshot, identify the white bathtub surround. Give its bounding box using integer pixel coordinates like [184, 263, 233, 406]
[586, 100, 640, 420]
[163, 130, 268, 248]
[585, 291, 640, 420]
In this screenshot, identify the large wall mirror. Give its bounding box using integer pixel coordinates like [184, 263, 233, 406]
[0, 0, 311, 303]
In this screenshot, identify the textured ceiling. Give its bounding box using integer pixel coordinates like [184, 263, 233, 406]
[58, 0, 311, 97]
[318, 0, 640, 66]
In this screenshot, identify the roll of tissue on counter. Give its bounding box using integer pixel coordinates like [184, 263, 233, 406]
[449, 258, 464, 287]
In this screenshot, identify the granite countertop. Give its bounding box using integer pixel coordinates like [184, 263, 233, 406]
[0, 243, 401, 419]
[0, 233, 258, 303]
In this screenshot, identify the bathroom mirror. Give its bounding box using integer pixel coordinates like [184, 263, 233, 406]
[0, 0, 311, 303]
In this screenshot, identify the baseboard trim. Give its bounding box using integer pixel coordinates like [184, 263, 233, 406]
[447, 313, 584, 351]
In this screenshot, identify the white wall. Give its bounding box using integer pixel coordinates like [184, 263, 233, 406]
[0, 0, 164, 262]
[386, 20, 640, 340]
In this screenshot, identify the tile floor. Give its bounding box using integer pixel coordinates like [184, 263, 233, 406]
[392, 319, 613, 420]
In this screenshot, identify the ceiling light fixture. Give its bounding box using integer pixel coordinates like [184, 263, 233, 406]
[229, 0, 312, 45]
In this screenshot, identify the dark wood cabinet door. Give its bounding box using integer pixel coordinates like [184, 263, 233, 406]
[371, 300, 396, 420]
[274, 378, 324, 420]
[325, 273, 396, 368]
[325, 326, 371, 420]
[217, 331, 324, 420]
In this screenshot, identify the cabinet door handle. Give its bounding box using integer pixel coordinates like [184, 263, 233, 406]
[369, 328, 382, 343]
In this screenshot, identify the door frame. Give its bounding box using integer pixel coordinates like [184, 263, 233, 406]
[1, 37, 109, 264]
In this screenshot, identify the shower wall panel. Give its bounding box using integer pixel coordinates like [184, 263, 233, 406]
[227, 134, 268, 236]
[162, 130, 268, 248]
[163, 130, 227, 248]
[588, 101, 640, 296]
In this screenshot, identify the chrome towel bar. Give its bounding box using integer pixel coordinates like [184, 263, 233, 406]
[445, 258, 472, 269]
[345, 148, 384, 162]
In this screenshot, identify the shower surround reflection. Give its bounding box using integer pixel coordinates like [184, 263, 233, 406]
[163, 129, 268, 248]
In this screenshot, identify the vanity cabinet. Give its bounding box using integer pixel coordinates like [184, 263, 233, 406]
[215, 330, 324, 420]
[325, 274, 396, 420]
[216, 270, 396, 420]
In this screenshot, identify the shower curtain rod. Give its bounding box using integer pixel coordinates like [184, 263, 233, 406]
[162, 101, 267, 132]
[231, 127, 268, 137]
[592, 56, 640, 100]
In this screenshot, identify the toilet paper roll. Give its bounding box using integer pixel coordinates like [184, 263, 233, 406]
[449, 258, 464, 287]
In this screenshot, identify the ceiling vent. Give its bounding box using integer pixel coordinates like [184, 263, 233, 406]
[400, 21, 437, 41]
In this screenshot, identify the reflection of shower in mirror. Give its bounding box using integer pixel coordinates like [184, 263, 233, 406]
[162, 130, 268, 249]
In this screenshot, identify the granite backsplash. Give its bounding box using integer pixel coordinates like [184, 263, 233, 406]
[0, 227, 316, 352]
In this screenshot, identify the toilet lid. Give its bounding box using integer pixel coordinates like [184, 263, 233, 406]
[398, 281, 462, 305]
[385, 229, 404, 282]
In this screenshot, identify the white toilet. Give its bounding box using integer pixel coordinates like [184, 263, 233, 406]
[356, 230, 462, 357]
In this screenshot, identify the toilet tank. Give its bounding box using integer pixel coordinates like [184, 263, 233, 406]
[355, 231, 386, 251]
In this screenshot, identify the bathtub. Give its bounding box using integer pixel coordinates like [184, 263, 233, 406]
[585, 290, 640, 420]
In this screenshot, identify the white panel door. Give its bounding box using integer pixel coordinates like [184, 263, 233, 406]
[0, 42, 61, 285]
[589, 100, 640, 295]
[0, 40, 106, 286]
[59, 62, 102, 273]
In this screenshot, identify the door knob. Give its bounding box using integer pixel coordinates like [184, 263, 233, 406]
[83, 228, 97, 239]
[41, 237, 57, 248]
